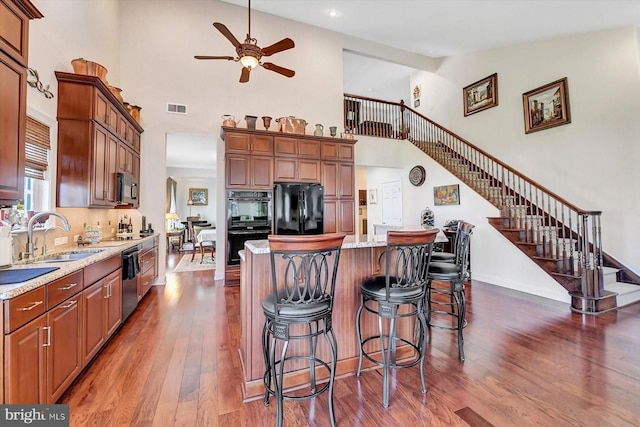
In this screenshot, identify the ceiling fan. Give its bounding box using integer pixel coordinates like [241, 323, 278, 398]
[194, 0, 295, 83]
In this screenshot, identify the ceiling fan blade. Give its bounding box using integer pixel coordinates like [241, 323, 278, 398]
[261, 38, 295, 56]
[213, 22, 241, 48]
[239, 66, 251, 83]
[262, 62, 295, 78]
[194, 55, 235, 60]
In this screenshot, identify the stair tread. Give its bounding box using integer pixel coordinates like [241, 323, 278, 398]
[605, 282, 640, 294]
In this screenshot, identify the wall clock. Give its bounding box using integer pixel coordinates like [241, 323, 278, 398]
[409, 165, 426, 186]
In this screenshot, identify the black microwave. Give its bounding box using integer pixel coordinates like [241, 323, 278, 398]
[117, 172, 138, 205]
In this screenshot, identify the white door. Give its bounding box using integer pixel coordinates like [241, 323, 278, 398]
[381, 177, 402, 225]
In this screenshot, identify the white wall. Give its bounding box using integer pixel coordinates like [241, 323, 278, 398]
[413, 27, 640, 280]
[355, 136, 570, 302]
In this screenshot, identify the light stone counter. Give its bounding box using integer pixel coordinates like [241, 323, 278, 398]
[0, 235, 158, 300]
[244, 227, 446, 254]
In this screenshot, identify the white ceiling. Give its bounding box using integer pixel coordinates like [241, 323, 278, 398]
[169, 0, 640, 172]
[222, 0, 640, 58]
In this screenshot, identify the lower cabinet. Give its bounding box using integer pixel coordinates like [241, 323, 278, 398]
[46, 297, 83, 402]
[324, 199, 355, 234]
[138, 237, 158, 300]
[4, 314, 46, 403]
[4, 289, 83, 403]
[83, 269, 122, 365]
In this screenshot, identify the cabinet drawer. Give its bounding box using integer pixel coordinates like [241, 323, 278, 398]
[4, 286, 46, 333]
[140, 251, 155, 274]
[47, 270, 83, 309]
[84, 254, 121, 287]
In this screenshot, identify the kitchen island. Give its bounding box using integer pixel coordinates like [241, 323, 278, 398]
[239, 229, 446, 401]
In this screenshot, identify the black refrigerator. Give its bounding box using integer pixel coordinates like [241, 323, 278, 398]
[273, 182, 324, 235]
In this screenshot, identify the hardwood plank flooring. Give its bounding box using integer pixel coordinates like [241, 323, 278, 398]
[60, 253, 640, 426]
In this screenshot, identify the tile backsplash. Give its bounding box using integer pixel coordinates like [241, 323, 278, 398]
[6, 208, 144, 261]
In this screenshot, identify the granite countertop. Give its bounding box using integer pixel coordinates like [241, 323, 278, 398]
[244, 227, 446, 254]
[0, 234, 158, 300]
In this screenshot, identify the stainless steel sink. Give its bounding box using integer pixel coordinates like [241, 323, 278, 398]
[37, 250, 104, 263]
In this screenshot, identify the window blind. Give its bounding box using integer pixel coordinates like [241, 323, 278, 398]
[25, 116, 50, 180]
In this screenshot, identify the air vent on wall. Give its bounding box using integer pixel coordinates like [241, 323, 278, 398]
[167, 103, 187, 114]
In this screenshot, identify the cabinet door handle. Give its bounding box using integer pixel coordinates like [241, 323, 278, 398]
[104, 284, 110, 299]
[59, 283, 78, 291]
[19, 301, 43, 311]
[43, 326, 51, 347]
[60, 300, 77, 309]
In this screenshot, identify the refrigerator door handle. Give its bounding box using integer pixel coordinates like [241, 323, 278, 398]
[301, 191, 307, 219]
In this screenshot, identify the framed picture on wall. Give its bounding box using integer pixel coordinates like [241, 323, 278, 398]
[368, 189, 378, 205]
[463, 73, 498, 116]
[434, 184, 460, 206]
[189, 188, 208, 206]
[523, 77, 571, 134]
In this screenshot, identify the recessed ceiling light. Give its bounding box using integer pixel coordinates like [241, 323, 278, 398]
[327, 9, 341, 18]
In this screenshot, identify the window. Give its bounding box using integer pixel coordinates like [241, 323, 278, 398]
[25, 116, 51, 180]
[24, 116, 51, 211]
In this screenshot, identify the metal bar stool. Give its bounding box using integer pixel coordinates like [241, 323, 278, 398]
[262, 233, 345, 427]
[355, 229, 439, 408]
[426, 222, 474, 361]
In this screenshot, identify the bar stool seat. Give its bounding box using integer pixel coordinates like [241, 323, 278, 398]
[262, 233, 345, 427]
[360, 276, 425, 299]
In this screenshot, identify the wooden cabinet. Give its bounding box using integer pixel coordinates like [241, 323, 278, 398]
[93, 124, 119, 206]
[322, 161, 355, 234]
[225, 132, 273, 155]
[222, 127, 357, 282]
[323, 199, 356, 234]
[4, 313, 46, 403]
[322, 162, 354, 199]
[139, 237, 158, 300]
[117, 140, 139, 176]
[55, 72, 143, 208]
[0, 0, 41, 205]
[274, 157, 321, 182]
[4, 273, 83, 404]
[83, 268, 121, 365]
[0, 51, 26, 205]
[226, 154, 273, 189]
[274, 136, 321, 158]
[82, 279, 105, 366]
[46, 296, 82, 402]
[321, 141, 354, 162]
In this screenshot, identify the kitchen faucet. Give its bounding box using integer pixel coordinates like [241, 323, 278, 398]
[22, 211, 71, 260]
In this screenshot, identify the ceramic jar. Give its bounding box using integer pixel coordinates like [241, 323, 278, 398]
[314, 124, 324, 136]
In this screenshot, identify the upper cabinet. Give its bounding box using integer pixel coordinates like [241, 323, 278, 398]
[55, 72, 143, 208]
[0, 0, 42, 206]
[221, 127, 357, 234]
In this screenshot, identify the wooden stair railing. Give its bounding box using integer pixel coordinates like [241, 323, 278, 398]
[344, 93, 640, 314]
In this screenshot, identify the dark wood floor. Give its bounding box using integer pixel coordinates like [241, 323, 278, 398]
[60, 253, 640, 426]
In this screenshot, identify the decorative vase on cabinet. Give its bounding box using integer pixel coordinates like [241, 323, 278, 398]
[314, 124, 324, 136]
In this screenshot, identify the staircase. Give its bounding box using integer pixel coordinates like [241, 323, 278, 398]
[344, 94, 640, 314]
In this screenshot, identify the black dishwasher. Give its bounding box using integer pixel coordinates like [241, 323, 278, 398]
[122, 246, 140, 321]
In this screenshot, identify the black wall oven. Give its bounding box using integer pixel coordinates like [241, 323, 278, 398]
[227, 190, 272, 265]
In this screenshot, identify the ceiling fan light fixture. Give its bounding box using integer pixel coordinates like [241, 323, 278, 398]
[240, 54, 259, 69]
